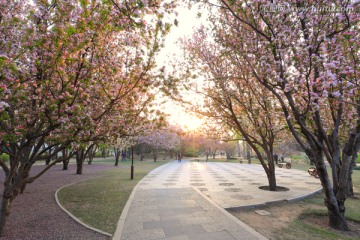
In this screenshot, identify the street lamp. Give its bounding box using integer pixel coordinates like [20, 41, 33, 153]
[130, 146, 134, 180]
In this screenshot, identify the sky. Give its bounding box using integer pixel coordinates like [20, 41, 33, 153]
[155, 4, 208, 131]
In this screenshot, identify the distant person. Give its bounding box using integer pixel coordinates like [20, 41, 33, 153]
[178, 153, 182, 162]
[273, 154, 278, 164]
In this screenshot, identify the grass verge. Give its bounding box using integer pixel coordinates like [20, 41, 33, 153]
[57, 159, 168, 234]
[230, 163, 360, 240]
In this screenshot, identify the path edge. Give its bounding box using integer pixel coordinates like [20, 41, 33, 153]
[55, 181, 113, 237]
[193, 187, 268, 240]
[112, 162, 173, 239]
[112, 183, 138, 240]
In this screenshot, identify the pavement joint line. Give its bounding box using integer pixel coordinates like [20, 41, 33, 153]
[113, 161, 322, 239]
[55, 177, 113, 237]
[192, 187, 268, 240]
[286, 188, 323, 203]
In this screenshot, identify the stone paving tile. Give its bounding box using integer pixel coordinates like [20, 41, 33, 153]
[115, 161, 322, 240]
[122, 229, 165, 240]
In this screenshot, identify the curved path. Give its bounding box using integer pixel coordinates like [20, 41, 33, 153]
[0, 164, 114, 240]
[114, 161, 321, 240]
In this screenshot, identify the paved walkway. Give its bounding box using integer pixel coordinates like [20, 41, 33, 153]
[113, 161, 322, 240]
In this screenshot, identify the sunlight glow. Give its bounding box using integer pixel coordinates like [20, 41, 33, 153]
[166, 104, 204, 132]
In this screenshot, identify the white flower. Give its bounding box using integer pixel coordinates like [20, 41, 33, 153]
[0, 101, 9, 111]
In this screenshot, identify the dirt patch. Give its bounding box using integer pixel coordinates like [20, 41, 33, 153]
[229, 199, 360, 240]
[304, 215, 360, 238]
[229, 201, 314, 238]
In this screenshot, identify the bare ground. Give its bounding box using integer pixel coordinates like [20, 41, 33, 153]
[229, 198, 360, 240]
[0, 163, 115, 240]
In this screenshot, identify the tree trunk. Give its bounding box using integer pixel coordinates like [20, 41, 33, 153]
[76, 149, 85, 175]
[226, 152, 230, 161]
[62, 159, 69, 170]
[0, 196, 11, 236]
[246, 150, 251, 164]
[0, 163, 29, 236]
[265, 152, 277, 191]
[267, 170, 277, 191]
[45, 158, 51, 165]
[121, 150, 126, 161]
[114, 148, 121, 166]
[87, 144, 97, 165]
[307, 148, 349, 231]
[45, 146, 52, 165]
[346, 153, 357, 198]
[101, 148, 107, 158]
[76, 160, 83, 174]
[62, 149, 69, 170]
[87, 155, 93, 165]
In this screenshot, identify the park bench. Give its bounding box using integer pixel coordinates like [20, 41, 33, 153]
[277, 157, 292, 169]
[277, 162, 292, 169]
[308, 167, 320, 178]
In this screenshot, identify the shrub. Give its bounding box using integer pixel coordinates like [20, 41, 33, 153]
[0, 153, 9, 162]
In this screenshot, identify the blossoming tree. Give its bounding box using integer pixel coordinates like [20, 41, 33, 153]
[194, 0, 359, 230]
[0, 0, 175, 235]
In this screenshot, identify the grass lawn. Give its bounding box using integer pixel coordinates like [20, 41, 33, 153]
[230, 161, 360, 240]
[57, 154, 360, 239]
[57, 158, 169, 234]
[279, 177, 360, 240]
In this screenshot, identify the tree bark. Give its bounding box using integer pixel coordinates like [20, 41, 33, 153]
[307, 147, 348, 230]
[114, 147, 121, 166]
[76, 149, 86, 175]
[0, 196, 12, 236]
[87, 144, 97, 165]
[62, 149, 69, 170]
[267, 169, 277, 191]
[62, 159, 69, 170]
[346, 153, 357, 198]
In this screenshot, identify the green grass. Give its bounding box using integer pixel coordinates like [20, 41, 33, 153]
[57, 155, 360, 238]
[273, 162, 360, 239]
[277, 217, 357, 240]
[57, 159, 168, 234]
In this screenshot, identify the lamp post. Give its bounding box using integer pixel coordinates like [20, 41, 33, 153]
[130, 146, 134, 180]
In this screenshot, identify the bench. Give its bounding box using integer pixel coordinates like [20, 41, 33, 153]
[277, 157, 292, 169]
[308, 167, 320, 178]
[277, 162, 292, 169]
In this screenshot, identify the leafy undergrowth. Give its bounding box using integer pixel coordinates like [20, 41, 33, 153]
[57, 160, 168, 234]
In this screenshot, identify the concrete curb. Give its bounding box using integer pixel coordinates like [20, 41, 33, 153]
[112, 183, 139, 240]
[226, 187, 323, 211]
[55, 181, 113, 237]
[193, 187, 268, 240]
[112, 162, 173, 240]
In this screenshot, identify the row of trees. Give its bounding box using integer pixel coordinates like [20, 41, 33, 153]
[178, 0, 359, 231]
[0, 0, 177, 235]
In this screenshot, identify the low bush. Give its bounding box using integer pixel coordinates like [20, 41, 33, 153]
[0, 153, 9, 162]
